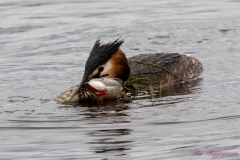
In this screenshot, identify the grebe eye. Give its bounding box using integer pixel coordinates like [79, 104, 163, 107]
[98, 66, 104, 72]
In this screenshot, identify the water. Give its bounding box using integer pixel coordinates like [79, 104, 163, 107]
[1, 0, 240, 159]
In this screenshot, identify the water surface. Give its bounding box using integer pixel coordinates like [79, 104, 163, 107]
[1, 0, 240, 159]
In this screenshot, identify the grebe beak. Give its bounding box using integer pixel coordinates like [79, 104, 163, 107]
[68, 79, 84, 102]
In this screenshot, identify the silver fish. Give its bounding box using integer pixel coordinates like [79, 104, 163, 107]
[55, 78, 124, 103]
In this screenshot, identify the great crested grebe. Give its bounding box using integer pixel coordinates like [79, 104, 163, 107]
[55, 38, 203, 103]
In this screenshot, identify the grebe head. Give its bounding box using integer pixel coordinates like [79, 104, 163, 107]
[69, 38, 130, 101]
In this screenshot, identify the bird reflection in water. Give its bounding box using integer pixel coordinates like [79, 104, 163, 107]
[83, 104, 132, 156]
[131, 78, 203, 101]
[88, 129, 132, 154]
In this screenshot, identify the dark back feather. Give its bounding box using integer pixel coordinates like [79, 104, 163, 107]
[128, 53, 203, 87]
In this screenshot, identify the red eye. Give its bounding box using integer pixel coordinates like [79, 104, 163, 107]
[98, 66, 104, 72]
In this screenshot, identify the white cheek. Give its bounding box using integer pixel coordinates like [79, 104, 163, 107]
[101, 60, 112, 75]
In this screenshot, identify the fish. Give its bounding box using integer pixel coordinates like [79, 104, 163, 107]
[55, 78, 124, 103]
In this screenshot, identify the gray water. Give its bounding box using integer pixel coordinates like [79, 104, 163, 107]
[1, 0, 240, 159]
